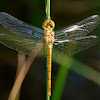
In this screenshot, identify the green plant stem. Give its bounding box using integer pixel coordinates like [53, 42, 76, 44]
[47, 95, 50, 100]
[46, 0, 50, 20]
[46, 0, 51, 100]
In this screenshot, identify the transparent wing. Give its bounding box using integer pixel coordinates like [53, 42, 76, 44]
[54, 35, 99, 56]
[54, 15, 100, 55]
[55, 15, 100, 39]
[0, 27, 44, 55]
[0, 12, 44, 38]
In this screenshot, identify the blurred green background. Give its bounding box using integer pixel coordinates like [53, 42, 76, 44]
[0, 0, 100, 100]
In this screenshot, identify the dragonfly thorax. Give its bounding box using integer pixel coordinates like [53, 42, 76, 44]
[42, 20, 55, 44]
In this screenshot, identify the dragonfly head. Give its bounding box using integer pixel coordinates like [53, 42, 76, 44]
[42, 20, 55, 29]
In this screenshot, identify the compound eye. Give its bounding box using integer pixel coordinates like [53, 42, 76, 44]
[50, 20, 55, 29]
[50, 25, 53, 28]
[50, 24, 54, 28]
[42, 20, 55, 29]
[42, 22, 47, 29]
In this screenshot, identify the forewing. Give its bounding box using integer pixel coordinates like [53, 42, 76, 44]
[0, 12, 44, 38]
[54, 35, 99, 56]
[55, 15, 100, 39]
[0, 27, 44, 55]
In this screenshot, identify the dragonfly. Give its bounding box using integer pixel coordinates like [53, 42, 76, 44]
[0, 12, 100, 96]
